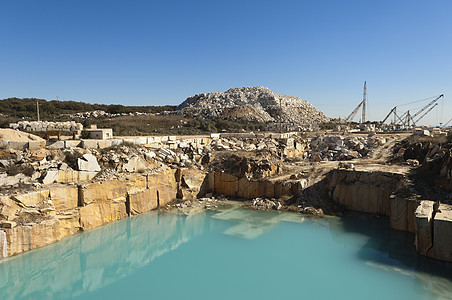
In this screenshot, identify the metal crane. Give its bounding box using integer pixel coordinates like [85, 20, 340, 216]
[380, 94, 444, 127]
[442, 118, 452, 127]
[345, 101, 364, 123]
[381, 107, 396, 124]
[345, 81, 367, 124]
[409, 94, 444, 126]
[413, 103, 438, 125]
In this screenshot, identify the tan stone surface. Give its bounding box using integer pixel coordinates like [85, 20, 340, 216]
[390, 196, 419, 232]
[81, 180, 128, 205]
[0, 128, 44, 142]
[431, 204, 452, 262]
[414, 200, 434, 256]
[125, 174, 147, 193]
[128, 189, 157, 215]
[332, 183, 391, 215]
[0, 196, 21, 221]
[12, 190, 51, 207]
[147, 169, 178, 206]
[5, 218, 61, 256]
[80, 202, 127, 230]
[214, 172, 238, 197]
[50, 186, 79, 211]
[57, 209, 81, 239]
[237, 177, 274, 199]
[274, 181, 293, 198]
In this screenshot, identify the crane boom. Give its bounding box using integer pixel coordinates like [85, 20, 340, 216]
[345, 101, 364, 123]
[413, 103, 438, 125]
[411, 94, 444, 120]
[381, 107, 396, 124]
[362, 81, 366, 124]
[442, 118, 452, 127]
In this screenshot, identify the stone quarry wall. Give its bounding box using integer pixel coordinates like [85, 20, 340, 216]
[327, 170, 404, 216]
[327, 169, 452, 262]
[208, 171, 304, 199]
[0, 168, 206, 258]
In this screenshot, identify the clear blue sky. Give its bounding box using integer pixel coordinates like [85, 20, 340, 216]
[1, 0, 451, 125]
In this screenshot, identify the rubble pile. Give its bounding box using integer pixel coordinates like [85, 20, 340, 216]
[176, 86, 329, 125]
[393, 136, 452, 192]
[248, 198, 282, 210]
[10, 121, 83, 132]
[69, 110, 154, 119]
[306, 135, 390, 161]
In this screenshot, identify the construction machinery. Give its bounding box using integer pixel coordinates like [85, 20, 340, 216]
[442, 118, 452, 127]
[345, 81, 367, 126]
[381, 94, 444, 128]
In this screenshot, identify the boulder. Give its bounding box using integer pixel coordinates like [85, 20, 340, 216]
[11, 190, 50, 207]
[77, 154, 101, 172]
[42, 169, 98, 185]
[123, 155, 148, 172]
[0, 196, 21, 221]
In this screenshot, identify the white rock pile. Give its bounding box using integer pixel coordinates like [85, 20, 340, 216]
[307, 135, 389, 161]
[10, 121, 83, 132]
[176, 86, 329, 125]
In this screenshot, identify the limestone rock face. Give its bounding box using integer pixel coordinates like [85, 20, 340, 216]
[11, 190, 51, 207]
[328, 170, 402, 216]
[414, 200, 434, 256]
[57, 209, 81, 238]
[0, 196, 21, 221]
[214, 172, 239, 197]
[128, 189, 158, 215]
[176, 86, 329, 125]
[4, 218, 61, 256]
[80, 180, 128, 205]
[390, 195, 419, 233]
[80, 203, 127, 230]
[237, 177, 274, 199]
[147, 169, 178, 206]
[50, 186, 79, 211]
[431, 204, 452, 261]
[42, 170, 98, 185]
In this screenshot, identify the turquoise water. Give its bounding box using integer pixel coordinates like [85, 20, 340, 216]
[1, 204, 452, 300]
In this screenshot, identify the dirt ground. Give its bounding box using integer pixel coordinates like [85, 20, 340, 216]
[0, 129, 44, 142]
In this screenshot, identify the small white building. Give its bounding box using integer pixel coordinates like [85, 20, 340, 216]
[86, 128, 113, 139]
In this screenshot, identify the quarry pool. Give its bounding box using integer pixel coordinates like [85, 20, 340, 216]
[1, 203, 452, 300]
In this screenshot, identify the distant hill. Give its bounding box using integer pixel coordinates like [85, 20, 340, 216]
[0, 97, 266, 135]
[0, 97, 176, 120]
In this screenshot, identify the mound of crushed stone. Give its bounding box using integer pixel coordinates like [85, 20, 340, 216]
[0, 128, 44, 142]
[176, 86, 329, 125]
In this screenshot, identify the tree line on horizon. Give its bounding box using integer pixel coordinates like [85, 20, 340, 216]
[0, 97, 176, 120]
